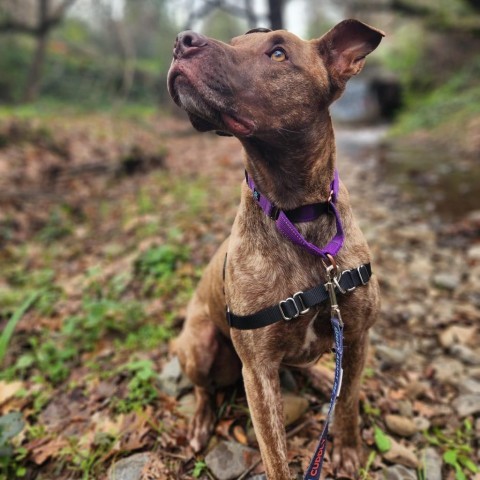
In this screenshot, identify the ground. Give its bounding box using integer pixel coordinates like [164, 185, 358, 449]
[0, 112, 479, 480]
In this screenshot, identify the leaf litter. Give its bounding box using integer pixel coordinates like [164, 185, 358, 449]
[0, 114, 479, 479]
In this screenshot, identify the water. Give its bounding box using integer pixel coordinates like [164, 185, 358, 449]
[337, 125, 480, 222]
[380, 143, 480, 222]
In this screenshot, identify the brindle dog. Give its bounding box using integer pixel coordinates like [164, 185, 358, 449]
[167, 19, 384, 479]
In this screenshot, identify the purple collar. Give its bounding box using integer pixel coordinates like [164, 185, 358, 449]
[246, 169, 344, 258]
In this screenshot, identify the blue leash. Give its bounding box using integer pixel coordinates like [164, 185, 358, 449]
[304, 265, 344, 480]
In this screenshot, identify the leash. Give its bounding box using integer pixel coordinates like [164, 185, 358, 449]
[304, 262, 344, 480]
[227, 170, 372, 478]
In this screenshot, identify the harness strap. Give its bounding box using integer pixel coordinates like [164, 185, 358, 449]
[227, 263, 371, 329]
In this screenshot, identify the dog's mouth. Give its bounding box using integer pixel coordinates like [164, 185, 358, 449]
[168, 67, 254, 137]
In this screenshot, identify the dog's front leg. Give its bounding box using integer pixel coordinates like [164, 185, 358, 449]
[332, 331, 369, 477]
[241, 360, 292, 480]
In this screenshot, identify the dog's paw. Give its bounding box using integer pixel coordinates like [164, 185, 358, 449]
[331, 442, 362, 479]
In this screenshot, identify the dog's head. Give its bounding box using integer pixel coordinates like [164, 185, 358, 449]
[167, 20, 384, 139]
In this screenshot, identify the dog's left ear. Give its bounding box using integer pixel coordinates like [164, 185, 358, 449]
[316, 19, 385, 88]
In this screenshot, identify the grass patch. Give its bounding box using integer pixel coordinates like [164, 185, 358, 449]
[390, 55, 480, 135]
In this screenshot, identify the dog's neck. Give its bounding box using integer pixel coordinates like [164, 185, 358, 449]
[240, 113, 336, 210]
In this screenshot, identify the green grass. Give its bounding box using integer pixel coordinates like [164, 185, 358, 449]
[0, 292, 41, 365]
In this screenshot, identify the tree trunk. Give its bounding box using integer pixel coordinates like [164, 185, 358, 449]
[23, 31, 48, 102]
[268, 0, 284, 30]
[244, 0, 257, 29]
[23, 0, 49, 102]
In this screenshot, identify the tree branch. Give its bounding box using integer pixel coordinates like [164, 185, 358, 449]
[0, 0, 77, 36]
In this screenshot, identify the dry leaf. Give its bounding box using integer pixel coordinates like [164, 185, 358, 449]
[0, 381, 24, 406]
[27, 437, 68, 465]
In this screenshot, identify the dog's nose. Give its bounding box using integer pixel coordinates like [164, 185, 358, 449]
[173, 31, 208, 59]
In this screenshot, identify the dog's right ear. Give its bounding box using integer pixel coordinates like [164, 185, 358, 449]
[315, 19, 385, 93]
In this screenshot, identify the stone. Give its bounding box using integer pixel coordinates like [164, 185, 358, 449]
[467, 244, 480, 261]
[413, 416, 431, 432]
[282, 393, 309, 427]
[158, 356, 192, 397]
[460, 378, 480, 394]
[423, 448, 442, 480]
[385, 415, 418, 437]
[108, 453, 152, 480]
[432, 357, 464, 384]
[383, 464, 417, 480]
[453, 394, 480, 417]
[375, 345, 408, 369]
[439, 325, 476, 348]
[205, 441, 259, 480]
[397, 400, 413, 418]
[382, 438, 418, 468]
[432, 272, 461, 291]
[450, 344, 480, 365]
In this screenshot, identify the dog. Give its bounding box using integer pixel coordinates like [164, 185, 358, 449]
[167, 19, 383, 479]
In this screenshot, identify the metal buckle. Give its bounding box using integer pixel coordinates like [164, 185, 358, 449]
[335, 269, 357, 294]
[357, 265, 369, 285]
[293, 291, 310, 314]
[279, 297, 300, 321]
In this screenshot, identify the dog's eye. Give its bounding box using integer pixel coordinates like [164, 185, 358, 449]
[270, 49, 287, 62]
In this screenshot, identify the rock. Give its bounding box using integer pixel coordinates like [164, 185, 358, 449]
[382, 438, 418, 468]
[453, 394, 480, 417]
[432, 272, 461, 291]
[460, 378, 480, 394]
[397, 400, 413, 418]
[423, 448, 442, 480]
[108, 453, 153, 480]
[248, 475, 267, 480]
[205, 441, 259, 480]
[385, 415, 418, 437]
[439, 325, 477, 348]
[413, 417, 431, 432]
[450, 344, 480, 365]
[467, 244, 480, 261]
[282, 393, 309, 426]
[158, 357, 192, 397]
[383, 464, 417, 480]
[375, 345, 408, 369]
[397, 224, 435, 245]
[432, 357, 464, 384]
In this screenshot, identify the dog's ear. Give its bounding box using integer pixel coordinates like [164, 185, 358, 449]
[316, 19, 384, 88]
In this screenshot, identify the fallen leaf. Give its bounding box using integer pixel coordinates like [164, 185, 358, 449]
[0, 381, 24, 406]
[27, 437, 69, 465]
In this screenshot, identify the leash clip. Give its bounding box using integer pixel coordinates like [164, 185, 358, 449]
[324, 255, 344, 328]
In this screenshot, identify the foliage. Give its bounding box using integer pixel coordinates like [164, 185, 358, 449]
[423, 421, 479, 480]
[391, 55, 480, 134]
[0, 292, 39, 365]
[113, 359, 159, 413]
[373, 426, 391, 454]
[192, 460, 208, 478]
[0, 412, 26, 479]
[0, 1, 180, 105]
